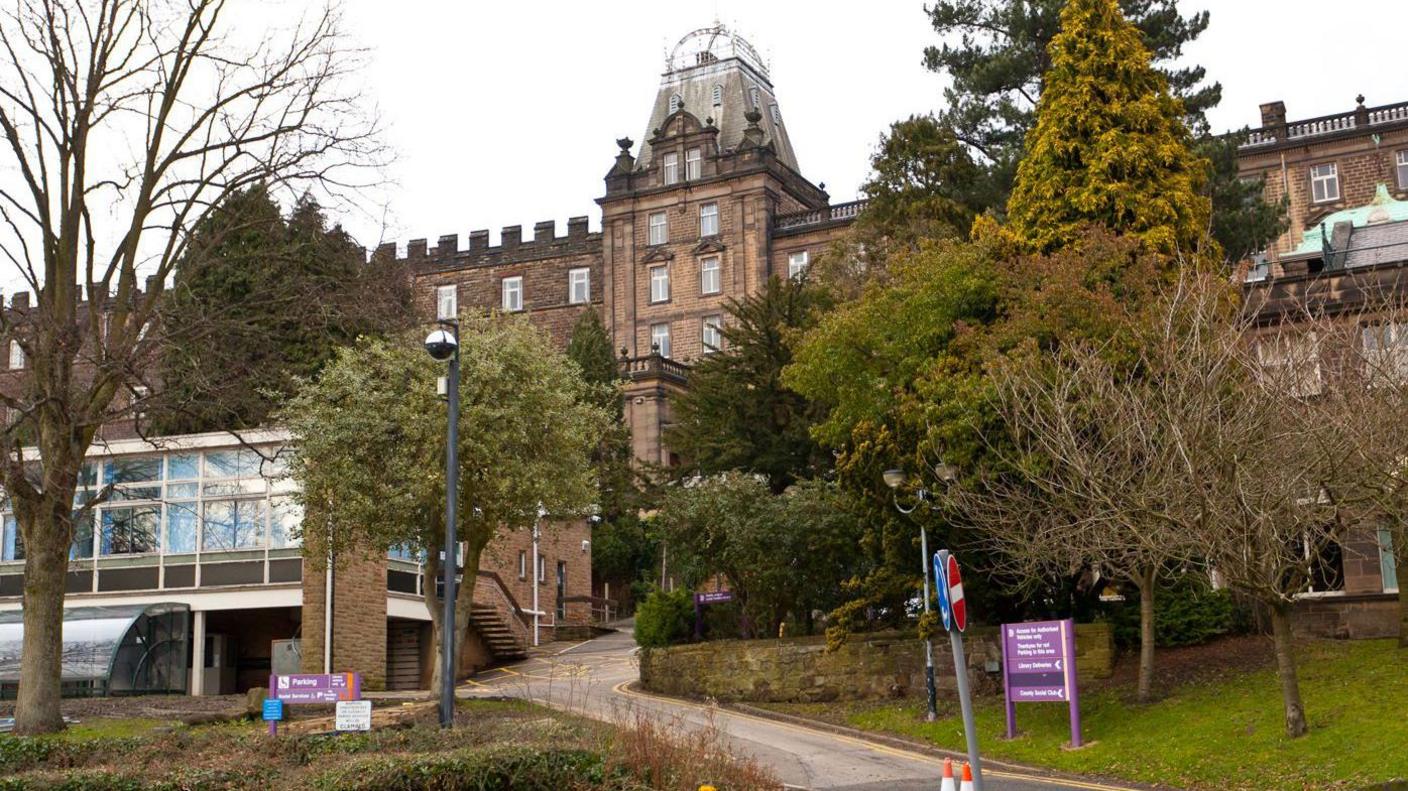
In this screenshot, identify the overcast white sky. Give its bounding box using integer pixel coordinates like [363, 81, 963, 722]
[283, 1, 1408, 250]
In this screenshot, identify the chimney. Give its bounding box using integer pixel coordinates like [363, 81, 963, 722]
[1259, 101, 1287, 129]
[469, 230, 490, 251]
[501, 225, 521, 248]
[407, 239, 428, 258]
[567, 216, 589, 238]
[436, 234, 459, 256]
[534, 220, 555, 244]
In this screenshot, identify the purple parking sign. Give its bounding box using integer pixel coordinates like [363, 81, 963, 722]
[1001, 619, 1081, 747]
[265, 672, 362, 735]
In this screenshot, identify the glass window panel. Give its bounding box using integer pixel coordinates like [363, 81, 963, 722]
[78, 463, 98, 488]
[104, 456, 163, 485]
[100, 506, 159, 555]
[270, 497, 302, 549]
[166, 502, 198, 554]
[203, 479, 266, 497]
[110, 485, 162, 502]
[166, 482, 199, 499]
[70, 510, 93, 560]
[2, 514, 21, 561]
[202, 500, 267, 551]
[166, 453, 200, 480]
[1381, 529, 1400, 592]
[204, 449, 261, 479]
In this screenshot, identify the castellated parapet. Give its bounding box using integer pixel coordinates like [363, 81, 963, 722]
[372, 215, 600, 273]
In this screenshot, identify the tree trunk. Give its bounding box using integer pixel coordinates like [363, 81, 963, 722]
[1269, 602, 1308, 738]
[13, 499, 72, 735]
[421, 552, 444, 694]
[1135, 567, 1157, 705]
[1395, 542, 1408, 648]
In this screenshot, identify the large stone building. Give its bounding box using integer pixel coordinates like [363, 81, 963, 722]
[0, 23, 864, 696]
[1238, 95, 1408, 637]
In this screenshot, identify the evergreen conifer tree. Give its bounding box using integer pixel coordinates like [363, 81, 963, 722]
[1005, 0, 1211, 255]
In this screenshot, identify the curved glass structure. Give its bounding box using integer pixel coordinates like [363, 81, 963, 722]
[0, 603, 189, 697]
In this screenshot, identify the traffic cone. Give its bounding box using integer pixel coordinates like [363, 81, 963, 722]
[959, 762, 975, 791]
[939, 757, 956, 791]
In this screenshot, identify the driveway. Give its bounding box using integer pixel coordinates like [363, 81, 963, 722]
[460, 626, 1143, 791]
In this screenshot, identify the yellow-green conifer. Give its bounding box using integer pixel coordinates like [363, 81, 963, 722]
[1006, 0, 1211, 255]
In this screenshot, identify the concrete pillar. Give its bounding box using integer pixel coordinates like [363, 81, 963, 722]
[190, 610, 206, 696]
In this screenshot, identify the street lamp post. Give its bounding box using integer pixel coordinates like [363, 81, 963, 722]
[883, 467, 939, 722]
[425, 324, 460, 729]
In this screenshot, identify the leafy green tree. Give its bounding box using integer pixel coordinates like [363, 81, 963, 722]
[565, 309, 658, 605]
[666, 275, 832, 494]
[921, 0, 1216, 201]
[655, 473, 865, 637]
[279, 316, 611, 691]
[633, 588, 694, 649]
[1199, 132, 1288, 263]
[856, 116, 992, 252]
[1005, 0, 1211, 255]
[155, 187, 411, 434]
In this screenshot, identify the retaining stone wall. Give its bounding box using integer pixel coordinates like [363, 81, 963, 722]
[639, 623, 1113, 703]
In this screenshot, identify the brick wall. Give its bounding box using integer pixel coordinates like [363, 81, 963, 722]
[301, 552, 389, 689]
[480, 518, 594, 634]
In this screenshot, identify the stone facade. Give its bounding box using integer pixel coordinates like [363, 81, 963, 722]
[300, 552, 389, 690]
[1238, 97, 1408, 259]
[639, 624, 1113, 703]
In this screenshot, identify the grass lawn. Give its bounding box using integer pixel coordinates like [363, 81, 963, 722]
[792, 638, 1408, 790]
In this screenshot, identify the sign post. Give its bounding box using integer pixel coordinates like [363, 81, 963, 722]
[693, 590, 734, 639]
[936, 550, 983, 791]
[1001, 618, 1082, 748]
[262, 698, 284, 736]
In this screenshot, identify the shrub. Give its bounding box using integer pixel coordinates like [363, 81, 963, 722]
[1106, 573, 1250, 648]
[633, 588, 694, 648]
[310, 746, 613, 791]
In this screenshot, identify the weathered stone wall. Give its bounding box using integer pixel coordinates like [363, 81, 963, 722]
[639, 624, 1113, 703]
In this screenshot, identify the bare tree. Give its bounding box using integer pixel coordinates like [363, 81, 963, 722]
[0, 0, 379, 734]
[956, 271, 1232, 704]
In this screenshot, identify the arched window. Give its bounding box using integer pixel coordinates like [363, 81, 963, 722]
[668, 94, 682, 114]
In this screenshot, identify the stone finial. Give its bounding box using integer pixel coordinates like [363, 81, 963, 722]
[611, 137, 636, 176]
[650, 341, 660, 355]
[620, 346, 629, 360]
[740, 108, 767, 148]
[1356, 93, 1366, 107]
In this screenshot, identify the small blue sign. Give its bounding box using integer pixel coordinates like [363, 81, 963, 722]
[933, 550, 952, 632]
[262, 698, 284, 722]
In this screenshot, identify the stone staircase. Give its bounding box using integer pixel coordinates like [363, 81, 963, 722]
[469, 602, 527, 660]
[469, 572, 531, 662]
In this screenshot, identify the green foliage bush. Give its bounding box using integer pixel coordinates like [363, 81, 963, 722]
[633, 588, 694, 648]
[1106, 574, 1250, 648]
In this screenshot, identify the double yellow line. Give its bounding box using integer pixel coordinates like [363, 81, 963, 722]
[611, 681, 1136, 791]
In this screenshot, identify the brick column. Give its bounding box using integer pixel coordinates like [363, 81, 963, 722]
[301, 552, 388, 690]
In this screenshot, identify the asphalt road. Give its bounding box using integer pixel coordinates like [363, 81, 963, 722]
[460, 627, 1142, 791]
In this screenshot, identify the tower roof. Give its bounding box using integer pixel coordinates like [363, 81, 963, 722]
[636, 23, 798, 173]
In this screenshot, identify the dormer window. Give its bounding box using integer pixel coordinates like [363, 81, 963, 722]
[1310, 163, 1340, 204]
[686, 148, 701, 180]
[669, 94, 681, 114]
[712, 84, 722, 107]
[662, 152, 680, 185]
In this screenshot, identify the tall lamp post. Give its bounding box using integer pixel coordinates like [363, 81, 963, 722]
[883, 463, 958, 723]
[425, 324, 460, 728]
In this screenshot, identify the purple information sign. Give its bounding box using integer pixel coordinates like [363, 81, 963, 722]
[266, 673, 363, 735]
[695, 591, 734, 605]
[1001, 619, 1081, 747]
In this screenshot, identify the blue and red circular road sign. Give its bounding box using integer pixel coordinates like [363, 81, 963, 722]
[946, 554, 967, 632]
[932, 551, 952, 632]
